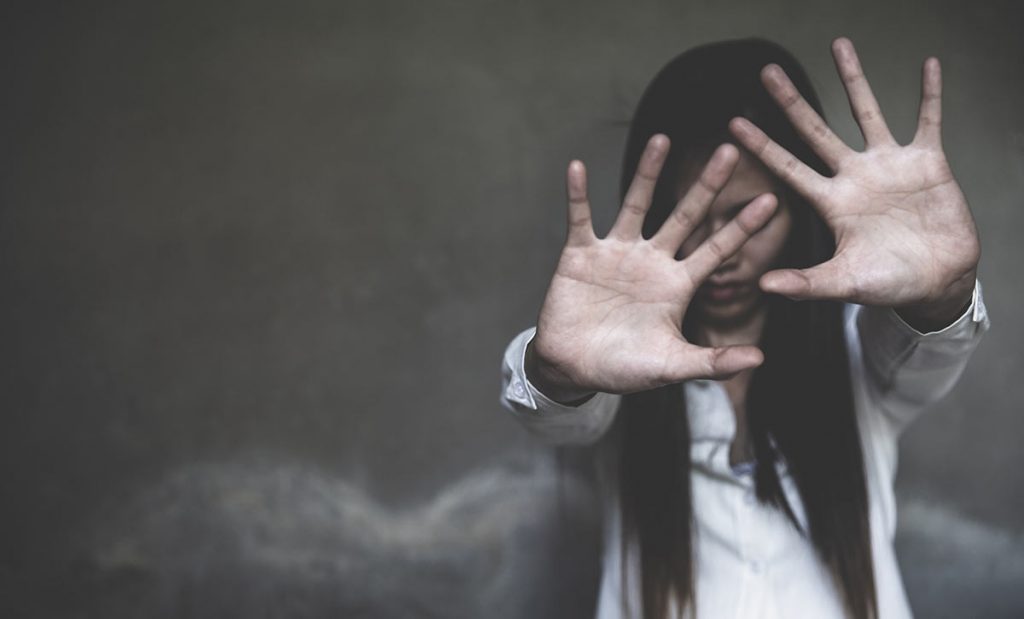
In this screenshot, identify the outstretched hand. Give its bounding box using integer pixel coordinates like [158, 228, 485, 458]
[730, 37, 979, 330]
[527, 137, 779, 402]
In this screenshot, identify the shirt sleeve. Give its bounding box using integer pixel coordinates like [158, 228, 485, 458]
[499, 327, 621, 446]
[851, 279, 990, 435]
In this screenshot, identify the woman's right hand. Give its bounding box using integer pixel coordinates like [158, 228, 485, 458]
[526, 135, 779, 403]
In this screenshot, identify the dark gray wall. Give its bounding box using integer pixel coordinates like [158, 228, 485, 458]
[2, 0, 1021, 617]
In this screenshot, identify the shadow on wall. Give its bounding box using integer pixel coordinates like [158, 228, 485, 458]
[54, 454, 602, 619]
[895, 495, 1024, 618]
[13, 453, 1024, 619]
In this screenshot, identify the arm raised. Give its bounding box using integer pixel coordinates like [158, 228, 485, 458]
[729, 37, 980, 332]
[529, 137, 779, 399]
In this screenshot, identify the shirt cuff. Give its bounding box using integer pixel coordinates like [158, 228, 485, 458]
[889, 279, 988, 338]
[854, 279, 990, 375]
[501, 327, 615, 415]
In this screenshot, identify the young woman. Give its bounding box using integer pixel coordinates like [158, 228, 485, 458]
[500, 38, 989, 618]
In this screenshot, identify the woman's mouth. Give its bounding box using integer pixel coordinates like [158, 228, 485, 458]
[701, 282, 749, 303]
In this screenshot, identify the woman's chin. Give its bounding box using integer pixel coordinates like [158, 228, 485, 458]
[695, 294, 763, 329]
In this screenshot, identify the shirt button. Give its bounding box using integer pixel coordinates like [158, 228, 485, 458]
[512, 380, 526, 398]
[744, 491, 756, 506]
[750, 561, 763, 574]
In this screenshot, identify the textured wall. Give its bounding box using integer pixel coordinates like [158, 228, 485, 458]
[2, 0, 1021, 617]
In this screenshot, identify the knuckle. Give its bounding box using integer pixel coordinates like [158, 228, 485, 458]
[843, 67, 866, 82]
[779, 88, 801, 109]
[780, 155, 800, 178]
[622, 200, 647, 217]
[704, 349, 721, 376]
[754, 134, 771, 155]
[568, 213, 590, 228]
[856, 107, 878, 123]
[636, 167, 659, 182]
[733, 215, 757, 236]
[696, 172, 719, 194]
[706, 235, 727, 258]
[671, 207, 695, 230]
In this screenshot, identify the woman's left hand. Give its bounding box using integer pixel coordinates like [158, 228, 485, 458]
[729, 37, 980, 331]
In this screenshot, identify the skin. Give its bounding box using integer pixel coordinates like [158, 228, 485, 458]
[677, 153, 793, 336]
[525, 38, 981, 461]
[677, 153, 793, 464]
[730, 38, 979, 328]
[525, 141, 778, 404]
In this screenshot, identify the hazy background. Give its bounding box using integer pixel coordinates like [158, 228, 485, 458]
[2, 0, 1022, 617]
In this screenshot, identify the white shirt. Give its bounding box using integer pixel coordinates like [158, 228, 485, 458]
[499, 282, 990, 619]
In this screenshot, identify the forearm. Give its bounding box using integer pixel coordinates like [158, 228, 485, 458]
[855, 278, 989, 432]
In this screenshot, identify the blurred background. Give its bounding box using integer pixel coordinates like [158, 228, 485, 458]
[2, 0, 1022, 617]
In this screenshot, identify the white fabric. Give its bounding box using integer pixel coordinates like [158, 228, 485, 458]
[499, 282, 989, 619]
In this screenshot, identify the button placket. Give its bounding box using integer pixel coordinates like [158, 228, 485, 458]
[738, 482, 766, 581]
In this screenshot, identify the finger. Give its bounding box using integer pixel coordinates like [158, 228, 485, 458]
[761, 63, 851, 170]
[650, 143, 739, 254]
[664, 342, 764, 382]
[729, 117, 830, 206]
[565, 160, 597, 247]
[913, 56, 942, 146]
[759, 260, 853, 301]
[831, 37, 895, 147]
[682, 193, 778, 283]
[609, 134, 670, 240]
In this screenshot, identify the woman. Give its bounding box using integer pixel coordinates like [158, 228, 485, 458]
[500, 38, 989, 618]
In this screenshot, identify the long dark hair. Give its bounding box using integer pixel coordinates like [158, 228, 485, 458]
[615, 39, 877, 618]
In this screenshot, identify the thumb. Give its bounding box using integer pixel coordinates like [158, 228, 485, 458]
[666, 342, 765, 382]
[760, 262, 851, 301]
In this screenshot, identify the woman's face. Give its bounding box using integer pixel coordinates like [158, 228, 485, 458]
[677, 150, 793, 328]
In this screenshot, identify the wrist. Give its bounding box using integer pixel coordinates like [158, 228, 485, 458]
[525, 339, 596, 406]
[895, 272, 976, 333]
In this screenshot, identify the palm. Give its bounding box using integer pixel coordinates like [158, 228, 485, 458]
[530, 140, 778, 397]
[731, 38, 979, 310]
[823, 147, 976, 305]
[540, 238, 697, 394]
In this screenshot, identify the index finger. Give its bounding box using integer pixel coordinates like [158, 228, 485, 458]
[729, 117, 830, 206]
[650, 143, 739, 255]
[681, 193, 779, 284]
[760, 63, 851, 170]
